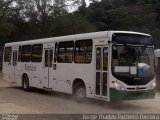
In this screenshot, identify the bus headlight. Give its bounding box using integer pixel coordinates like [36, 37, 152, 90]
[112, 81, 125, 90]
[148, 82, 156, 90]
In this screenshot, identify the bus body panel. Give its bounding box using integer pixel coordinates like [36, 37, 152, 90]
[2, 31, 155, 102]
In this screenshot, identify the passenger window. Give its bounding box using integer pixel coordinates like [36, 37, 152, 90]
[58, 41, 74, 63]
[31, 44, 43, 62]
[4, 47, 12, 62]
[18, 46, 21, 62]
[54, 43, 58, 63]
[75, 40, 93, 63]
[21, 45, 32, 62]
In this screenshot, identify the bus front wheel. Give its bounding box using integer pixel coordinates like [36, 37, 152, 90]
[74, 83, 86, 102]
[22, 75, 30, 91]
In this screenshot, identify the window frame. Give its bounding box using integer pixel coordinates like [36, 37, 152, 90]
[18, 46, 21, 62]
[74, 39, 93, 64]
[4, 47, 12, 62]
[54, 42, 58, 63]
[21, 45, 32, 62]
[57, 41, 74, 63]
[31, 44, 43, 63]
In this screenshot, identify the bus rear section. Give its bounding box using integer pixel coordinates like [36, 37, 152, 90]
[3, 46, 17, 83]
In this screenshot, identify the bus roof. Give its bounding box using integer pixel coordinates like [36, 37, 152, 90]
[5, 31, 151, 46]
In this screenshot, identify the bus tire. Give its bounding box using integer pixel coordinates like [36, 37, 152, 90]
[22, 75, 30, 92]
[73, 83, 86, 102]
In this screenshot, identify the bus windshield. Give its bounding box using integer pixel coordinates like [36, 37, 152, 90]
[112, 33, 153, 45]
[112, 45, 155, 85]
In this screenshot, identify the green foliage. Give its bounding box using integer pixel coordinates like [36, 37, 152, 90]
[0, 21, 16, 46]
[0, 22, 15, 38]
[1, 0, 160, 49]
[51, 14, 96, 36]
[151, 0, 160, 21]
[0, 0, 95, 47]
[77, 0, 160, 48]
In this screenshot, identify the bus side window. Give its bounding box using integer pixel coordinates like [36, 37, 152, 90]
[75, 39, 93, 63]
[4, 47, 12, 62]
[57, 41, 74, 63]
[21, 45, 32, 62]
[31, 44, 43, 62]
[18, 46, 21, 62]
[54, 42, 58, 63]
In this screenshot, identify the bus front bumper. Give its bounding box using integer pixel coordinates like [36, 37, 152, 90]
[109, 88, 155, 102]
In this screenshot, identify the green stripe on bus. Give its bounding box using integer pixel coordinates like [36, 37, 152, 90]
[109, 88, 155, 102]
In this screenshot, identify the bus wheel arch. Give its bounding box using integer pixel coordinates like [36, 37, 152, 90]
[72, 79, 86, 102]
[22, 73, 30, 91]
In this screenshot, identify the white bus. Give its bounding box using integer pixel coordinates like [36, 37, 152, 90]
[2, 31, 156, 102]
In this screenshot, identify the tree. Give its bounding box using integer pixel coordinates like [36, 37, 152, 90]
[152, 0, 160, 21]
[0, 0, 14, 18]
[12, 0, 82, 38]
[51, 14, 96, 36]
[0, 21, 16, 46]
[76, 0, 113, 30]
[112, 0, 137, 7]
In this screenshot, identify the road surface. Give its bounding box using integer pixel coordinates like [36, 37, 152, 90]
[0, 73, 160, 119]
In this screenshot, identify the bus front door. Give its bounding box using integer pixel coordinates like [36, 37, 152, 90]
[44, 49, 53, 88]
[12, 51, 17, 83]
[95, 46, 108, 98]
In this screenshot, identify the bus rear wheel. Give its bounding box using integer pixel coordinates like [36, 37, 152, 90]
[22, 75, 30, 91]
[74, 83, 86, 102]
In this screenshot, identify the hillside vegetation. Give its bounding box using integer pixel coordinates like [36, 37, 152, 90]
[77, 0, 160, 48]
[0, 0, 160, 48]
